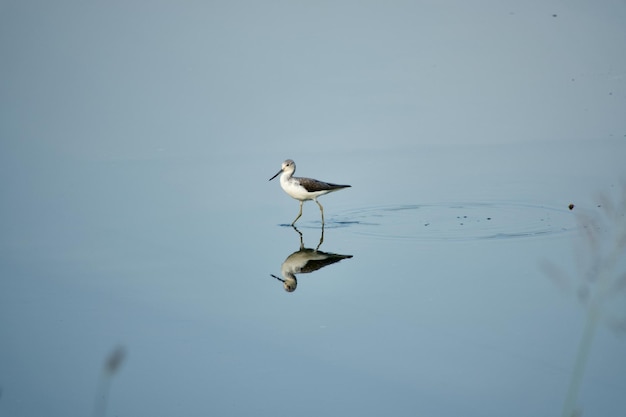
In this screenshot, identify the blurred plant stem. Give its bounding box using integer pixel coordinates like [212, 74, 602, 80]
[561, 305, 598, 417]
[556, 185, 626, 417]
[93, 346, 126, 417]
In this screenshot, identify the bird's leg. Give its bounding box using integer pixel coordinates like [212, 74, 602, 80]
[315, 199, 325, 226]
[316, 222, 325, 251]
[291, 225, 304, 250]
[291, 201, 304, 226]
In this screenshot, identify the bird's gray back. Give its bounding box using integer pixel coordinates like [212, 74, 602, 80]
[297, 177, 351, 193]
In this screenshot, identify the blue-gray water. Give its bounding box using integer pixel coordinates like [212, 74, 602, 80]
[1, 2, 626, 417]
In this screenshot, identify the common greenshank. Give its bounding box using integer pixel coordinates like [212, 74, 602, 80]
[269, 159, 351, 225]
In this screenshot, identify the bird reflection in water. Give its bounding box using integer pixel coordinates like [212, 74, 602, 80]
[270, 226, 353, 292]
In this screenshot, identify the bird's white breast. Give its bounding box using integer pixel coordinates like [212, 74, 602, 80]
[280, 176, 312, 200]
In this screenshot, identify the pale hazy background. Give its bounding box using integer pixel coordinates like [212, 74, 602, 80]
[2, 1, 625, 158]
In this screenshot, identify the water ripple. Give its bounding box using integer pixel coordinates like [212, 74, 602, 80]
[335, 202, 578, 242]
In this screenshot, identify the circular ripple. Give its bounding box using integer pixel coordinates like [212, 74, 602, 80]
[336, 202, 578, 242]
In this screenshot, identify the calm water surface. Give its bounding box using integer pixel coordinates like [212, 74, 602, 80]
[2, 2, 626, 415]
[1, 140, 625, 417]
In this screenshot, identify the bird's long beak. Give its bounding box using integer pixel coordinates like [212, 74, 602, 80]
[270, 274, 285, 283]
[269, 168, 282, 181]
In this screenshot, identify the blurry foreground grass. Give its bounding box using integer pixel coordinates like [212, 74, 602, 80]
[93, 346, 126, 417]
[542, 184, 626, 417]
